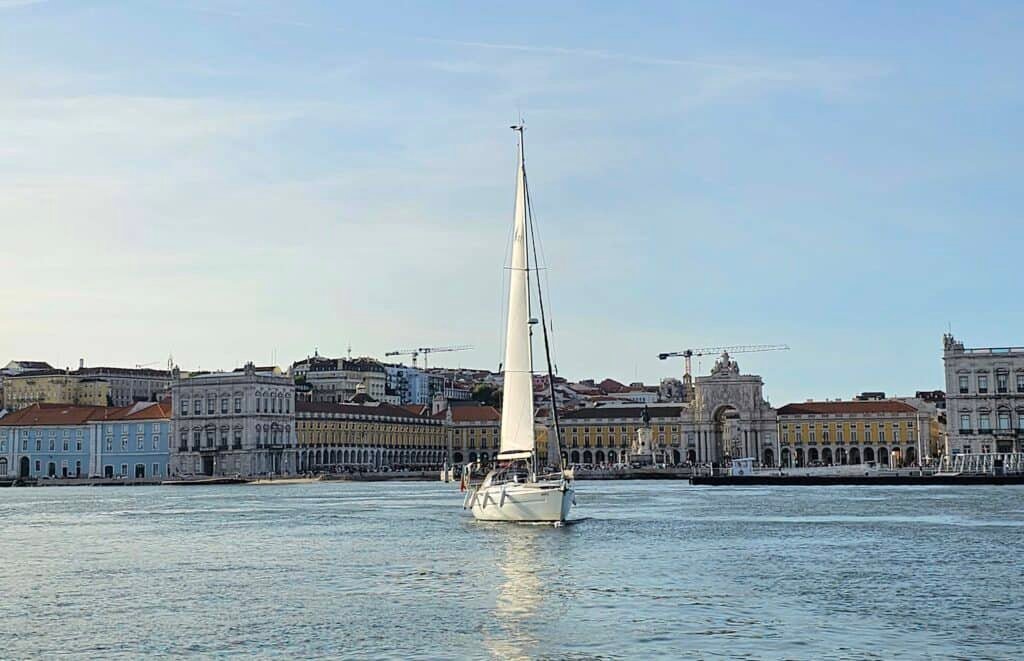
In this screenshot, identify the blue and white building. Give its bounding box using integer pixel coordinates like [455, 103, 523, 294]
[0, 401, 171, 480]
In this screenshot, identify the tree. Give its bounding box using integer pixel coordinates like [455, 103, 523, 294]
[471, 384, 501, 408]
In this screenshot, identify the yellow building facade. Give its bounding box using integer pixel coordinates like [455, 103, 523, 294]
[777, 400, 935, 468]
[295, 400, 446, 470]
[558, 406, 685, 466]
[3, 372, 110, 410]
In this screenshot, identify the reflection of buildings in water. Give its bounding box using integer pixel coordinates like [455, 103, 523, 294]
[483, 529, 544, 661]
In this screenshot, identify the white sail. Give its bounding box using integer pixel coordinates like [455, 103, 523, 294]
[498, 131, 535, 460]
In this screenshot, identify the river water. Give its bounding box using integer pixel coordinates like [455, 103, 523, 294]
[1, 481, 1021, 659]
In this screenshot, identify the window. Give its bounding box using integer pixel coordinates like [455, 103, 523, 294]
[998, 412, 1011, 430]
[152, 463, 160, 477]
[960, 414, 971, 432]
[63, 439, 69, 451]
[823, 428, 830, 442]
[851, 428, 858, 442]
[121, 437, 128, 451]
[35, 439, 41, 451]
[1018, 414, 1024, 431]
[256, 395, 262, 413]
[106, 438, 113, 452]
[76, 438, 82, 451]
[221, 398, 228, 414]
[234, 397, 242, 413]
[879, 429, 886, 443]
[837, 428, 844, 443]
[958, 375, 969, 394]
[182, 399, 189, 415]
[48, 438, 55, 451]
[865, 428, 872, 443]
[1018, 374, 1024, 393]
[894, 429, 900, 443]
[795, 429, 803, 443]
[997, 373, 1008, 394]
[21, 439, 27, 451]
[207, 397, 215, 415]
[120, 463, 128, 476]
[137, 435, 144, 450]
[193, 398, 201, 414]
[978, 375, 988, 394]
[153, 436, 159, 450]
[809, 428, 816, 443]
[979, 414, 991, 431]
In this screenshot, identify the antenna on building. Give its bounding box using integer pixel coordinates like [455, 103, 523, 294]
[347, 342, 352, 359]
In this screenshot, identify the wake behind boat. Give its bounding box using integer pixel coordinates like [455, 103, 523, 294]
[459, 124, 575, 523]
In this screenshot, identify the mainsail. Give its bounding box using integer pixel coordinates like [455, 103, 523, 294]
[498, 128, 536, 460]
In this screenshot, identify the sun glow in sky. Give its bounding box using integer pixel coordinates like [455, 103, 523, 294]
[2, 1, 1022, 403]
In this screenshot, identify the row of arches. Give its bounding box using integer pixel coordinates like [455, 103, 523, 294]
[298, 447, 446, 471]
[777, 446, 918, 468]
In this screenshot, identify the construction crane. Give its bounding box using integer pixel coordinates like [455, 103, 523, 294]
[658, 344, 789, 378]
[385, 345, 473, 369]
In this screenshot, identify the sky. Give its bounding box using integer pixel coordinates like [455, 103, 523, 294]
[2, 1, 1022, 405]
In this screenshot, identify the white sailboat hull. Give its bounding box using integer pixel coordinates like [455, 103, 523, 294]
[468, 479, 575, 522]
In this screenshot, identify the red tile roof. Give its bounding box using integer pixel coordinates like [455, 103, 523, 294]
[436, 406, 501, 423]
[777, 401, 918, 416]
[0, 403, 110, 426]
[296, 400, 434, 420]
[0, 401, 172, 426]
[561, 405, 684, 420]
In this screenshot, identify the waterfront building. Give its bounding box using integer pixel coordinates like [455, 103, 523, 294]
[776, 400, 930, 468]
[295, 398, 446, 470]
[688, 352, 779, 465]
[553, 352, 778, 466]
[0, 401, 170, 479]
[440, 403, 502, 465]
[291, 355, 387, 403]
[0, 403, 97, 478]
[169, 363, 297, 477]
[90, 401, 171, 479]
[559, 405, 684, 466]
[2, 370, 110, 410]
[943, 334, 1024, 455]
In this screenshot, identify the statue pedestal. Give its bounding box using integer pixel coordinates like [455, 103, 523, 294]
[629, 426, 657, 466]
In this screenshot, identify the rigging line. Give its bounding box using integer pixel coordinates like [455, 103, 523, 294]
[525, 182, 560, 376]
[523, 151, 564, 469]
[520, 134, 536, 378]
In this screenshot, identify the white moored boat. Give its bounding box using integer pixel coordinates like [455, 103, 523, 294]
[461, 124, 575, 524]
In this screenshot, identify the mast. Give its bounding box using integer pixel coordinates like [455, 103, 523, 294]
[497, 125, 536, 461]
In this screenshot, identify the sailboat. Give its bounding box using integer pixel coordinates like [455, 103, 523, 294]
[461, 124, 575, 523]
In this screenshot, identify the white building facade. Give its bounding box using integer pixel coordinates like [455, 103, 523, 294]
[943, 334, 1024, 455]
[169, 363, 297, 477]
